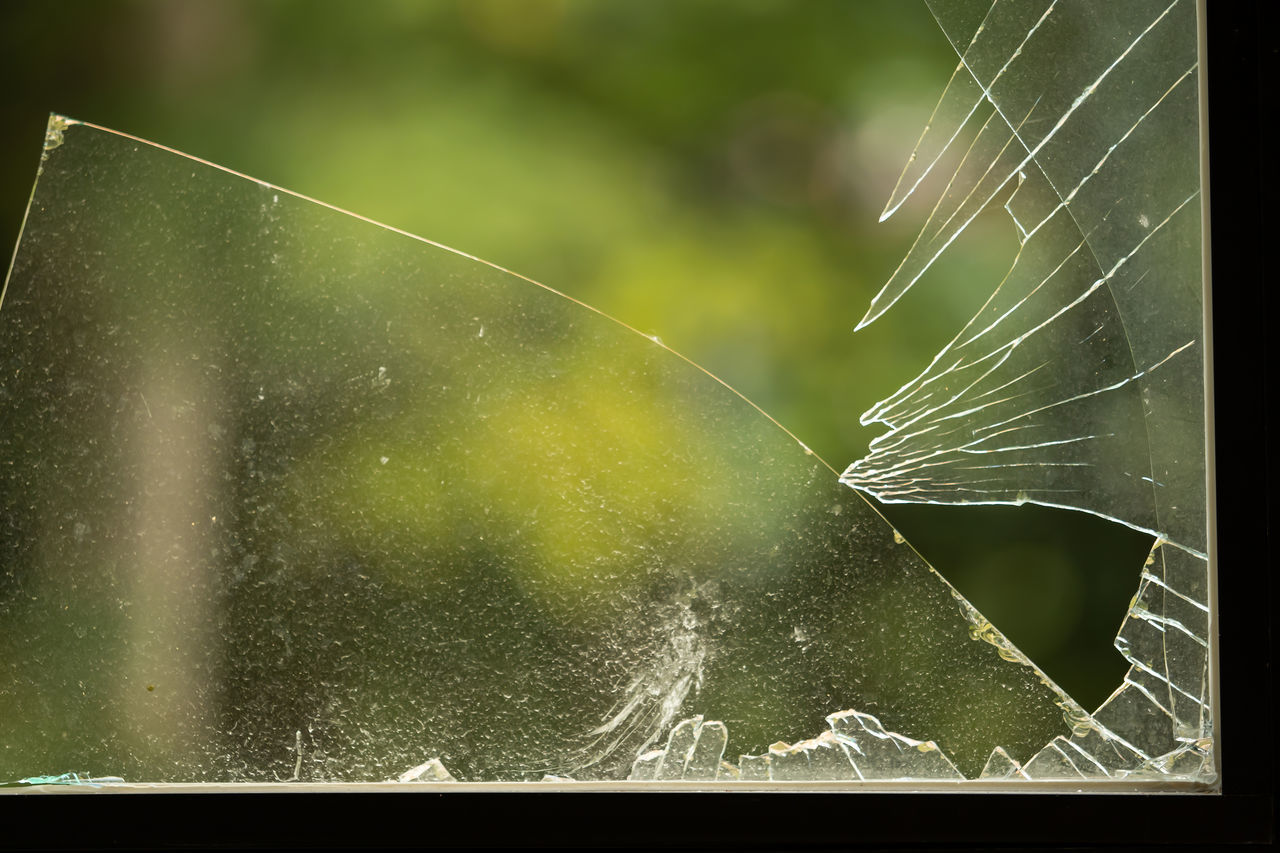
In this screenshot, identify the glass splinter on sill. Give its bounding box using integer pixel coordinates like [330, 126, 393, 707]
[0, 1, 1211, 788]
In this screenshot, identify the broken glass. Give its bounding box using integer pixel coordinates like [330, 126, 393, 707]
[844, 0, 1206, 555]
[840, 0, 1214, 781]
[0, 0, 1212, 789]
[0, 117, 1089, 784]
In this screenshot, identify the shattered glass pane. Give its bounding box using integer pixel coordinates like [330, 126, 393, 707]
[844, 0, 1205, 554]
[0, 0, 1212, 789]
[841, 0, 1214, 784]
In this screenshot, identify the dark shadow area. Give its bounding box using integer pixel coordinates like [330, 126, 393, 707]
[877, 502, 1155, 713]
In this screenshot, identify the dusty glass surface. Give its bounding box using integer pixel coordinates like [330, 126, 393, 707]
[0, 0, 1212, 788]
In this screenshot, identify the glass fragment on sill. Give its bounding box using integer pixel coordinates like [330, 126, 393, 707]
[627, 710, 965, 782]
[397, 758, 457, 783]
[0, 772, 126, 788]
[1, 118, 1089, 784]
[842, 0, 1213, 782]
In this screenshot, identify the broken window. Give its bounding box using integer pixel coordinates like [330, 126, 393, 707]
[0, 0, 1212, 788]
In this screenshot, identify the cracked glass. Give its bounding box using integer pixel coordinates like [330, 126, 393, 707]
[0, 0, 1213, 788]
[841, 0, 1213, 781]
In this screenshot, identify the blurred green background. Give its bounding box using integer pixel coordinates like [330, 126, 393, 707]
[0, 0, 1152, 717]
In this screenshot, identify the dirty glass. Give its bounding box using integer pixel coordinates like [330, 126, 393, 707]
[0, 0, 1212, 788]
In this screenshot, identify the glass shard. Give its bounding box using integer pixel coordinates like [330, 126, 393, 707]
[978, 746, 1028, 781]
[628, 710, 965, 782]
[396, 758, 457, 783]
[2, 117, 1100, 784]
